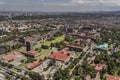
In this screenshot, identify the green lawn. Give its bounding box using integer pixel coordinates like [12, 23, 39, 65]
[18, 47, 26, 52]
[33, 35, 65, 60]
[33, 35, 65, 50]
[42, 35, 65, 46]
[35, 49, 53, 60]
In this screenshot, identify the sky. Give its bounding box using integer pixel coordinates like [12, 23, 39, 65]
[0, 0, 120, 12]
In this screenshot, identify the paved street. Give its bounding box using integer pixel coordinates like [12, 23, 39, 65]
[70, 43, 95, 75]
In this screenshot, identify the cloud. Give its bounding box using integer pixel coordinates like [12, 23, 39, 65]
[0, 0, 120, 12]
[71, 0, 84, 4]
[70, 0, 120, 5]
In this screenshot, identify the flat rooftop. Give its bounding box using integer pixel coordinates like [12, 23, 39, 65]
[3, 54, 23, 61]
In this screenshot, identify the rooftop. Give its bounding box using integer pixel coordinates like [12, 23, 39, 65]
[48, 48, 73, 61]
[106, 75, 120, 80]
[26, 60, 42, 70]
[95, 65, 103, 71]
[25, 51, 38, 56]
[48, 52, 69, 61]
[66, 45, 83, 50]
[3, 54, 22, 61]
[95, 64, 106, 71]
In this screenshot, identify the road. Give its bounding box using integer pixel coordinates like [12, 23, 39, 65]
[78, 43, 95, 65]
[70, 43, 95, 75]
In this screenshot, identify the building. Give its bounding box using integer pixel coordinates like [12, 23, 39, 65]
[48, 53, 68, 62]
[106, 75, 120, 80]
[97, 43, 108, 50]
[26, 60, 42, 70]
[18, 37, 25, 44]
[26, 41, 36, 51]
[26, 41, 31, 51]
[95, 64, 107, 71]
[48, 48, 75, 63]
[2, 54, 23, 62]
[0, 47, 6, 54]
[24, 51, 39, 57]
[66, 27, 74, 34]
[74, 38, 92, 45]
[66, 45, 83, 52]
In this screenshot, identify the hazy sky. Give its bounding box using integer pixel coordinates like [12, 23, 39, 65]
[0, 0, 120, 12]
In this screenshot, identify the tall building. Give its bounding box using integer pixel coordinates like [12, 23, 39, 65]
[26, 41, 31, 51]
[26, 41, 35, 51]
[66, 27, 74, 34]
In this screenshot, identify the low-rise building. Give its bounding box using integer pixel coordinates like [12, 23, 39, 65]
[95, 64, 107, 71]
[26, 60, 42, 70]
[66, 45, 83, 52]
[2, 54, 23, 62]
[106, 75, 120, 80]
[48, 48, 75, 63]
[24, 51, 39, 57]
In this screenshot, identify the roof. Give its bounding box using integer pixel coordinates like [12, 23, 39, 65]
[3, 54, 22, 61]
[48, 47, 74, 61]
[95, 65, 103, 71]
[60, 48, 74, 55]
[66, 45, 83, 50]
[97, 43, 108, 50]
[25, 51, 38, 56]
[106, 75, 120, 80]
[26, 60, 42, 70]
[95, 64, 106, 71]
[48, 52, 69, 61]
[88, 56, 96, 64]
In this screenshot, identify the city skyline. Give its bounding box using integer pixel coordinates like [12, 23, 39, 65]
[0, 0, 120, 12]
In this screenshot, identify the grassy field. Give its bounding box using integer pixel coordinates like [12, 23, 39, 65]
[33, 35, 65, 50]
[35, 49, 52, 60]
[42, 35, 65, 46]
[34, 35, 65, 60]
[18, 47, 26, 52]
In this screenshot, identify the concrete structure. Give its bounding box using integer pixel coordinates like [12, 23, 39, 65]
[66, 27, 74, 34]
[48, 48, 75, 63]
[66, 45, 83, 52]
[26, 41, 34, 51]
[24, 51, 39, 57]
[2, 54, 23, 62]
[26, 60, 43, 70]
[95, 64, 107, 71]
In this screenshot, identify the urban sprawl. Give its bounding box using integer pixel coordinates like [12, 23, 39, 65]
[0, 12, 120, 80]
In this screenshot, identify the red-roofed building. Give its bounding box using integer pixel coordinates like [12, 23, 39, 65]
[106, 75, 120, 80]
[48, 48, 75, 62]
[95, 64, 107, 71]
[48, 52, 68, 62]
[2, 54, 22, 62]
[24, 51, 39, 57]
[26, 60, 42, 70]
